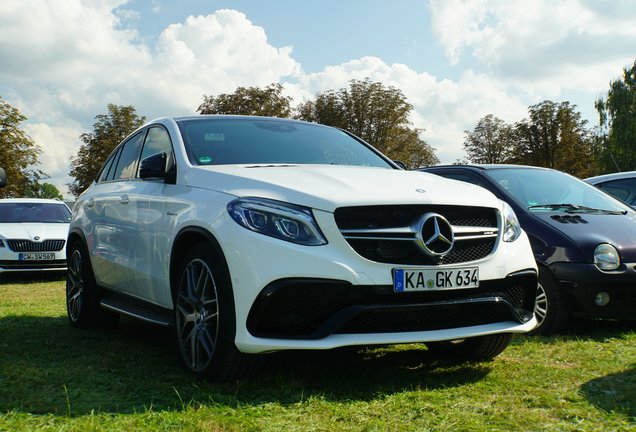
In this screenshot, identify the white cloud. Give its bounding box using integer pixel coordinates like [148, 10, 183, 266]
[0, 2, 301, 197]
[297, 57, 527, 163]
[428, 0, 636, 96]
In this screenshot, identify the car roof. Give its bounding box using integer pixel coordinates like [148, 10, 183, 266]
[421, 164, 554, 171]
[585, 171, 636, 184]
[0, 198, 67, 205]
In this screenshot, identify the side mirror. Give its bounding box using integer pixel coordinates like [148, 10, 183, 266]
[139, 152, 167, 180]
[0, 168, 6, 188]
[393, 160, 407, 170]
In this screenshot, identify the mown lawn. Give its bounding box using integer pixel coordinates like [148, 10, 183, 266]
[0, 275, 634, 431]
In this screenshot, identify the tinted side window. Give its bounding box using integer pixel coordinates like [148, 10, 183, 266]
[97, 150, 118, 183]
[597, 178, 636, 206]
[112, 132, 145, 180]
[138, 126, 174, 176]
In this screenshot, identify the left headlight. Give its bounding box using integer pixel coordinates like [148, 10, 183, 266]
[502, 201, 522, 242]
[594, 243, 620, 270]
[227, 197, 328, 246]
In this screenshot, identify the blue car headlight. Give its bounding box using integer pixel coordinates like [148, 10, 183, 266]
[227, 197, 327, 246]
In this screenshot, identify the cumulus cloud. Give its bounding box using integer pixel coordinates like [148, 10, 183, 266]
[428, 0, 636, 95]
[0, 2, 300, 196]
[297, 56, 528, 162]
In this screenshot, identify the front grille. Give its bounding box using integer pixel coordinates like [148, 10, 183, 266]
[247, 272, 537, 339]
[334, 205, 499, 265]
[7, 239, 65, 252]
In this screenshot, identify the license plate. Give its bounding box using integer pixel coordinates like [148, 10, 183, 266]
[393, 267, 479, 292]
[19, 253, 56, 261]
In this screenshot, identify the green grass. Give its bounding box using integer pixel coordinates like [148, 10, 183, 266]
[0, 275, 634, 431]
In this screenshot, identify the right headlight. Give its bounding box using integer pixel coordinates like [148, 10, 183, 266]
[594, 243, 620, 270]
[502, 201, 522, 243]
[227, 197, 327, 246]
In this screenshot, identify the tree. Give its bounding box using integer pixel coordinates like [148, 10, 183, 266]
[68, 104, 145, 196]
[463, 114, 514, 164]
[0, 97, 43, 198]
[296, 79, 438, 168]
[512, 101, 597, 178]
[24, 182, 63, 200]
[197, 83, 292, 118]
[595, 60, 636, 173]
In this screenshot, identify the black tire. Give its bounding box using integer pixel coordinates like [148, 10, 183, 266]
[173, 242, 261, 381]
[425, 333, 513, 361]
[529, 267, 569, 335]
[66, 239, 119, 329]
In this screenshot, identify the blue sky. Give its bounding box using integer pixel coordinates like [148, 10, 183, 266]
[1, 0, 635, 197]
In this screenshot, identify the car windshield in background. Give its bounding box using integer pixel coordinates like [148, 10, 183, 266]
[177, 118, 393, 168]
[0, 203, 71, 223]
[484, 168, 632, 214]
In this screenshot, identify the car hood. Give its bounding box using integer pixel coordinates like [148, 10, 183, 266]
[186, 165, 502, 212]
[532, 211, 636, 261]
[0, 223, 70, 241]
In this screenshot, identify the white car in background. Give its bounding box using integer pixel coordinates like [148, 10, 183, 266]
[0, 198, 71, 273]
[68, 115, 538, 381]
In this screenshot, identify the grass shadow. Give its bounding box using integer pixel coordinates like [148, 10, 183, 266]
[0, 314, 492, 416]
[580, 365, 636, 420]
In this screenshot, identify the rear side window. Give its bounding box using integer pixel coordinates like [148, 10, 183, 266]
[112, 132, 145, 180]
[436, 171, 490, 189]
[97, 150, 119, 183]
[597, 178, 636, 206]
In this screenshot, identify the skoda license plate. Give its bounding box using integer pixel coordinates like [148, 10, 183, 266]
[20, 252, 55, 261]
[393, 267, 479, 292]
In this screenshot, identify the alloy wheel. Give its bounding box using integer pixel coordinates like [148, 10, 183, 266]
[176, 258, 220, 372]
[66, 249, 84, 322]
[534, 283, 548, 327]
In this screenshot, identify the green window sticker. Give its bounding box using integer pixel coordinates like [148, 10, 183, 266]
[198, 156, 213, 164]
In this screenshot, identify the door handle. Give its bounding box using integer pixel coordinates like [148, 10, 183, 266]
[119, 195, 129, 205]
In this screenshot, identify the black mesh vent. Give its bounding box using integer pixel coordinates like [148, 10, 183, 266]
[7, 239, 66, 252]
[346, 238, 496, 265]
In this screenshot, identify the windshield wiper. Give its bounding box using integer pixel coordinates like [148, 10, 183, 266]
[528, 203, 627, 215]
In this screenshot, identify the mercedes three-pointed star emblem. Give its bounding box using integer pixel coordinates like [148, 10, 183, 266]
[415, 213, 454, 258]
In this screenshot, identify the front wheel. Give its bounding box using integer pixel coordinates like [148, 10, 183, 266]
[174, 243, 260, 381]
[425, 333, 513, 361]
[66, 240, 118, 329]
[529, 267, 569, 335]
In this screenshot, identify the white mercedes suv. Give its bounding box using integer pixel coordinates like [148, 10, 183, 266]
[67, 115, 538, 381]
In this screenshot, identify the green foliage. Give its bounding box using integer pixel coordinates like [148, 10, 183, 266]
[463, 114, 515, 164]
[0, 97, 43, 198]
[197, 83, 293, 118]
[0, 278, 635, 431]
[68, 104, 145, 197]
[511, 101, 598, 178]
[296, 79, 439, 168]
[595, 61, 636, 173]
[23, 182, 64, 200]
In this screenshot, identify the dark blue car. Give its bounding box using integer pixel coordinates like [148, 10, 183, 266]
[420, 164, 636, 334]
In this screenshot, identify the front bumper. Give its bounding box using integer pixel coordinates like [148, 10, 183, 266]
[247, 271, 537, 339]
[549, 262, 636, 319]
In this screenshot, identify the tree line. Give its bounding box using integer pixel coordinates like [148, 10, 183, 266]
[1, 60, 635, 198]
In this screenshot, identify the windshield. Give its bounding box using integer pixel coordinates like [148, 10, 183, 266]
[0, 203, 71, 223]
[177, 118, 394, 168]
[484, 168, 632, 213]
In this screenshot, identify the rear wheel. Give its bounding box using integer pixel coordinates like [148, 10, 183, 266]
[426, 333, 513, 361]
[529, 267, 569, 335]
[66, 240, 119, 329]
[174, 242, 260, 381]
